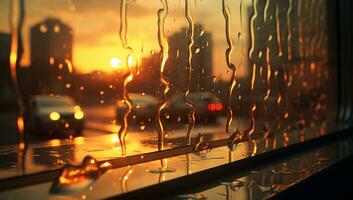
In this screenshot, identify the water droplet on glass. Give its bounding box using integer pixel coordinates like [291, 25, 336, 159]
[140, 122, 145, 131]
[267, 34, 273, 41]
[199, 29, 205, 36]
[193, 134, 211, 153]
[164, 113, 170, 119]
[212, 76, 217, 83]
[177, 194, 207, 200]
[50, 156, 111, 194]
[221, 179, 246, 191]
[228, 129, 243, 150]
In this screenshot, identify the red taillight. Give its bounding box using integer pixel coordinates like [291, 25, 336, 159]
[215, 103, 223, 111]
[208, 103, 223, 111]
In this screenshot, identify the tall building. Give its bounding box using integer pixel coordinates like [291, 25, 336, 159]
[30, 18, 73, 94]
[0, 33, 17, 108]
[166, 24, 213, 94]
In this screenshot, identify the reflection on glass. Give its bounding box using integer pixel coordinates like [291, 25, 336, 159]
[0, 0, 335, 180]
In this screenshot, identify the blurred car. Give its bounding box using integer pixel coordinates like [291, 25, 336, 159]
[116, 93, 158, 123]
[166, 92, 224, 123]
[25, 95, 85, 136]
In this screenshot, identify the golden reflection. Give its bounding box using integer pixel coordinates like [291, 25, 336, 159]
[64, 59, 73, 73]
[16, 116, 24, 135]
[121, 166, 134, 193]
[251, 139, 257, 156]
[49, 139, 61, 147]
[111, 134, 120, 144]
[49, 56, 54, 65]
[74, 137, 85, 145]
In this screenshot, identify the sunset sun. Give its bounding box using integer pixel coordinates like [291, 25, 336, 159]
[110, 57, 122, 68]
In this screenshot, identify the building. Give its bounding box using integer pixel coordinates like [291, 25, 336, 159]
[0, 33, 17, 108]
[30, 18, 73, 94]
[166, 24, 213, 94]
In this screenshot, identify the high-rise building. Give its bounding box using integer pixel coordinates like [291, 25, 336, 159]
[30, 18, 73, 94]
[0, 33, 17, 107]
[166, 24, 213, 94]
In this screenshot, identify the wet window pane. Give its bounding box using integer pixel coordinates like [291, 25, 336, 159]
[0, 0, 336, 179]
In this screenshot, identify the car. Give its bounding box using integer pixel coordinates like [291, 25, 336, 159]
[116, 93, 158, 124]
[25, 95, 85, 137]
[165, 92, 224, 123]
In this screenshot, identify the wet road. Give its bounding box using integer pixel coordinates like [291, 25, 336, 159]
[0, 104, 239, 179]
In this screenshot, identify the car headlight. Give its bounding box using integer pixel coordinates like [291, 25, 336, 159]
[74, 110, 84, 120]
[49, 112, 60, 121]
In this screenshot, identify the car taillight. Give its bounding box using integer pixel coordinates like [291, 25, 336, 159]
[208, 103, 223, 111]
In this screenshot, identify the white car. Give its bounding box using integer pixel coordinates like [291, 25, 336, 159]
[25, 95, 85, 136]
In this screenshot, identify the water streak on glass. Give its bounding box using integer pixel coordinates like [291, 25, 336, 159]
[246, 0, 259, 140]
[275, 4, 283, 57]
[155, 0, 171, 171]
[118, 0, 134, 157]
[184, 0, 196, 145]
[121, 166, 133, 193]
[9, 0, 26, 150]
[262, 47, 272, 140]
[264, 0, 270, 22]
[286, 0, 293, 61]
[222, 0, 236, 134]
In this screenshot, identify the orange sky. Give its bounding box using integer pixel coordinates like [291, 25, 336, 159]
[0, 0, 251, 80]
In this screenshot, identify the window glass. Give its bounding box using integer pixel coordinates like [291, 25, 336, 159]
[0, 0, 336, 179]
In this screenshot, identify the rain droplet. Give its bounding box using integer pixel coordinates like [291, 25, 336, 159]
[177, 194, 207, 200]
[140, 122, 145, 130]
[212, 76, 217, 83]
[50, 156, 111, 194]
[195, 47, 200, 54]
[267, 34, 273, 41]
[199, 29, 205, 36]
[193, 134, 211, 153]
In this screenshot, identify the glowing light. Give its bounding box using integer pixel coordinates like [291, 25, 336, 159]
[50, 112, 60, 121]
[54, 24, 61, 33]
[39, 24, 47, 33]
[49, 139, 61, 147]
[110, 57, 122, 68]
[17, 116, 24, 134]
[49, 57, 55, 65]
[127, 55, 134, 67]
[111, 134, 119, 143]
[74, 110, 84, 120]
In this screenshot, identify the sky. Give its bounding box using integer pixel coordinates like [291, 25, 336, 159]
[0, 0, 252, 80]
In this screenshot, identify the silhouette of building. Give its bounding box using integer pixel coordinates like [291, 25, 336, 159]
[30, 18, 73, 94]
[0, 33, 17, 108]
[166, 24, 213, 94]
